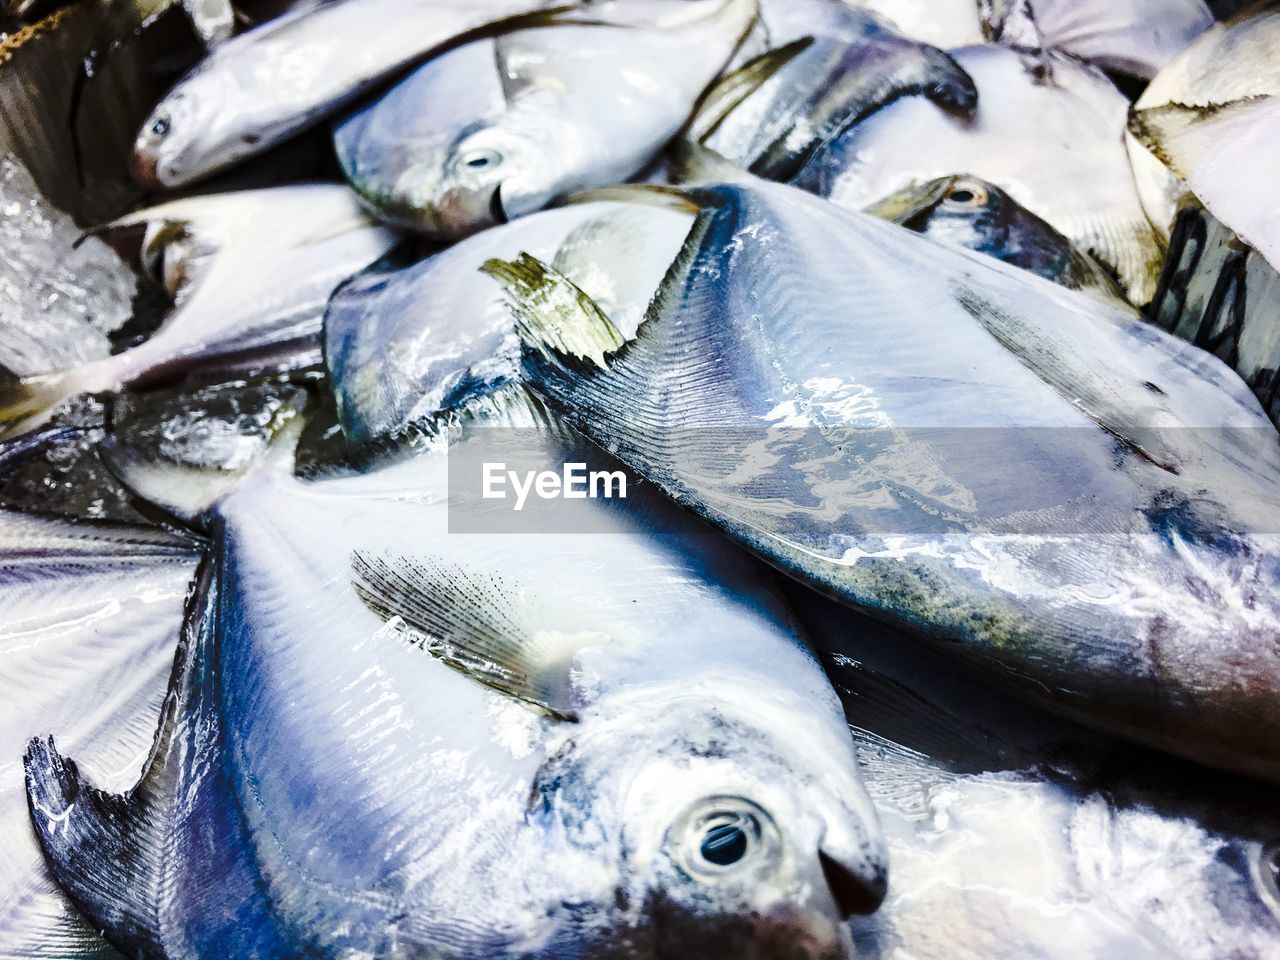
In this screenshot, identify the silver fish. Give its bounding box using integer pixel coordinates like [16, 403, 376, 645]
[131, 0, 578, 189]
[792, 45, 1165, 305]
[0, 509, 199, 959]
[0, 185, 397, 440]
[491, 180, 1280, 782]
[25, 392, 888, 959]
[801, 591, 1280, 960]
[326, 198, 696, 450]
[863, 174, 1124, 300]
[332, 0, 755, 238]
[680, 0, 976, 183]
[1129, 5, 1280, 272]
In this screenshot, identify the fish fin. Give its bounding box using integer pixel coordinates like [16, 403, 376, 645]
[25, 558, 289, 958]
[99, 390, 308, 521]
[686, 38, 814, 143]
[1128, 99, 1249, 180]
[480, 254, 626, 370]
[1058, 206, 1165, 307]
[351, 551, 588, 720]
[667, 139, 757, 184]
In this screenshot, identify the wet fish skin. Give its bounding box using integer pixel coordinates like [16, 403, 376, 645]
[25, 393, 887, 959]
[794, 45, 1165, 305]
[326, 198, 695, 451]
[864, 174, 1124, 300]
[1129, 5, 1280, 272]
[497, 180, 1280, 782]
[683, 0, 977, 183]
[0, 184, 397, 441]
[333, 0, 755, 239]
[131, 0, 578, 189]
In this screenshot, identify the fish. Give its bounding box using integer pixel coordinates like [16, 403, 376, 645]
[990, 0, 1213, 79]
[863, 174, 1124, 300]
[800, 589, 1280, 960]
[130, 0, 585, 189]
[489, 179, 1280, 782]
[326, 196, 696, 451]
[0, 184, 397, 440]
[24, 386, 889, 959]
[1129, 5, 1280, 272]
[790, 44, 1165, 305]
[678, 0, 977, 183]
[0, 507, 201, 958]
[332, 0, 755, 239]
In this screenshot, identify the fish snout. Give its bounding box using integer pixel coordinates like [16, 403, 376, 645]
[819, 848, 887, 918]
[129, 144, 162, 190]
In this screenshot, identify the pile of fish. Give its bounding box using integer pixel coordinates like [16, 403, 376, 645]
[0, 0, 1278, 957]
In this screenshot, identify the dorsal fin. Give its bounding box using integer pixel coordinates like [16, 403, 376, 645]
[351, 551, 601, 720]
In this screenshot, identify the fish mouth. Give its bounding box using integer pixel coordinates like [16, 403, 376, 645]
[489, 185, 508, 226]
[129, 147, 162, 190]
[819, 849, 887, 918]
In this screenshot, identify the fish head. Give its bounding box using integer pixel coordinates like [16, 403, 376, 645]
[409, 88, 580, 241]
[131, 82, 241, 189]
[866, 174, 1007, 254]
[530, 695, 887, 959]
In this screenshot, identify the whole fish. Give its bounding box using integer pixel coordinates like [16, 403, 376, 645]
[0, 185, 397, 440]
[863, 174, 1124, 300]
[0, 509, 200, 959]
[1129, 5, 1280, 272]
[680, 0, 976, 183]
[489, 180, 1280, 782]
[332, 0, 755, 238]
[25, 390, 889, 959]
[130, 0, 581, 189]
[327, 198, 696, 450]
[791, 45, 1164, 304]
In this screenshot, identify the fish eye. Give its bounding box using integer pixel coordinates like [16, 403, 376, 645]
[150, 115, 170, 139]
[458, 148, 503, 173]
[699, 813, 755, 866]
[669, 796, 779, 880]
[944, 181, 988, 208]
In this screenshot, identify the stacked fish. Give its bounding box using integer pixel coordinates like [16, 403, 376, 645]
[1, 0, 1279, 957]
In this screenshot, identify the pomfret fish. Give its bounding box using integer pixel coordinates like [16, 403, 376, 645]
[25, 390, 888, 959]
[864, 174, 1124, 300]
[0, 185, 397, 440]
[491, 180, 1280, 781]
[326, 199, 695, 450]
[1129, 5, 1280, 272]
[0, 510, 200, 958]
[333, 0, 755, 238]
[680, 0, 976, 183]
[792, 45, 1164, 304]
[131, 0, 580, 188]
